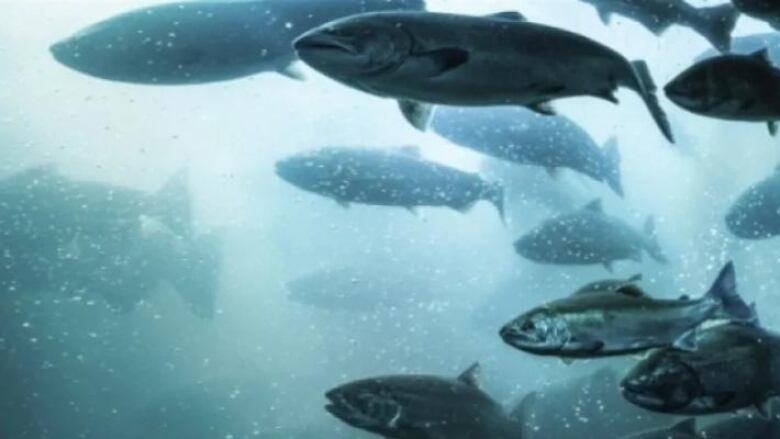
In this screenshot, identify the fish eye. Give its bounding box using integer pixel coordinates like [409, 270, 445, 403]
[521, 321, 535, 331]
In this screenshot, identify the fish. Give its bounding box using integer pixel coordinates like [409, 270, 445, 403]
[696, 33, 780, 64]
[580, 0, 738, 52]
[620, 418, 697, 439]
[665, 49, 780, 136]
[513, 199, 666, 271]
[0, 165, 191, 238]
[698, 411, 780, 439]
[732, 0, 780, 30]
[275, 146, 504, 219]
[725, 166, 780, 240]
[430, 106, 624, 196]
[293, 10, 675, 142]
[52, 217, 220, 317]
[286, 265, 434, 313]
[324, 363, 523, 439]
[50, 0, 425, 84]
[516, 368, 673, 439]
[620, 319, 780, 415]
[500, 262, 752, 359]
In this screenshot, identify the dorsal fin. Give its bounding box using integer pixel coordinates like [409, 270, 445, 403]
[457, 362, 481, 388]
[615, 284, 647, 298]
[486, 11, 526, 21]
[583, 198, 603, 213]
[751, 48, 771, 65]
[673, 328, 698, 352]
[671, 418, 696, 434]
[627, 274, 642, 283]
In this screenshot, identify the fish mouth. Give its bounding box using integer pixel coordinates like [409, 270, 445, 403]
[324, 391, 382, 428]
[325, 391, 359, 420]
[294, 33, 359, 56]
[499, 324, 564, 354]
[620, 380, 669, 409]
[663, 82, 699, 108]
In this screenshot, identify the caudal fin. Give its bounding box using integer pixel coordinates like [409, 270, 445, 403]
[170, 232, 222, 319]
[630, 60, 675, 143]
[693, 4, 739, 53]
[150, 169, 192, 237]
[704, 261, 754, 322]
[602, 137, 623, 197]
[484, 181, 505, 223]
[643, 216, 667, 264]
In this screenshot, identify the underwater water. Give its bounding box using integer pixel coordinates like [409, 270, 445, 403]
[3, 0, 780, 438]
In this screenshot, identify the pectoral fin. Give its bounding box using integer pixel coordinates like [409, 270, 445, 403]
[413, 48, 469, 78]
[768, 121, 778, 136]
[597, 8, 612, 25]
[528, 101, 556, 116]
[398, 100, 434, 131]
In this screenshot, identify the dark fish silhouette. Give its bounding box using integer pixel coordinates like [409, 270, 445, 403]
[50, 0, 425, 84]
[622, 319, 778, 416]
[733, 0, 780, 30]
[666, 50, 780, 136]
[294, 11, 674, 142]
[726, 166, 780, 240]
[513, 199, 666, 271]
[431, 106, 624, 196]
[325, 363, 523, 439]
[580, 0, 738, 52]
[275, 146, 504, 219]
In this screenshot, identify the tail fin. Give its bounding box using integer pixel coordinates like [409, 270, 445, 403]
[643, 216, 668, 264]
[509, 390, 536, 424]
[630, 60, 675, 144]
[705, 261, 754, 322]
[602, 137, 623, 197]
[150, 169, 192, 237]
[693, 4, 739, 53]
[484, 181, 505, 223]
[170, 232, 222, 319]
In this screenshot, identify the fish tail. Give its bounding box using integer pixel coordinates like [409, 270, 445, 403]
[169, 232, 222, 320]
[692, 4, 739, 53]
[484, 181, 505, 224]
[150, 169, 192, 237]
[642, 216, 667, 264]
[704, 261, 755, 323]
[602, 136, 623, 197]
[630, 60, 675, 144]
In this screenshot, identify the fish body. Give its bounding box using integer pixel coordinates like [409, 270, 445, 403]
[430, 106, 623, 196]
[50, 0, 425, 84]
[325, 363, 523, 439]
[621, 322, 780, 415]
[500, 263, 752, 358]
[726, 168, 780, 239]
[513, 199, 666, 270]
[275, 147, 504, 218]
[580, 0, 738, 51]
[294, 11, 674, 142]
[666, 50, 780, 136]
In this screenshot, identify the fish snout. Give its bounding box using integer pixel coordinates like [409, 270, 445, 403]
[294, 31, 359, 56]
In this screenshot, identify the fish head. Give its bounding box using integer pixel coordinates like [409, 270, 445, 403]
[325, 378, 406, 436]
[621, 349, 703, 413]
[50, 18, 137, 81]
[512, 231, 546, 261]
[294, 13, 412, 81]
[664, 61, 725, 114]
[725, 179, 780, 239]
[500, 308, 572, 354]
[274, 153, 332, 191]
